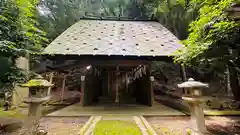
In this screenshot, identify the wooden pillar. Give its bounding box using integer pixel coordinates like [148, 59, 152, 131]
[80, 76, 85, 106]
[107, 71, 110, 95]
[47, 72, 54, 96]
[150, 76, 155, 105]
[115, 66, 119, 103]
[60, 75, 66, 103]
[125, 73, 128, 94]
[146, 64, 153, 106]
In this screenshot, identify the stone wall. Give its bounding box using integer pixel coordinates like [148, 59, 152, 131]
[12, 57, 29, 107]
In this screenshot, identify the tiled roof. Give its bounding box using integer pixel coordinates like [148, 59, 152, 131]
[43, 20, 182, 57]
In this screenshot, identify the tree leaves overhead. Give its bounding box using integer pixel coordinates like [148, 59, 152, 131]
[37, 0, 150, 41]
[0, 0, 46, 90]
[148, 0, 201, 40]
[38, 0, 85, 40]
[174, 0, 239, 66]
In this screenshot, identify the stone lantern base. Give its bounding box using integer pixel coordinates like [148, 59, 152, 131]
[182, 97, 208, 135]
[24, 96, 50, 118]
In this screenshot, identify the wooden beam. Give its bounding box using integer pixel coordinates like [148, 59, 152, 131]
[42, 60, 150, 73]
[42, 54, 174, 62]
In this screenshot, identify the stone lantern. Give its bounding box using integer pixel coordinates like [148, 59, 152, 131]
[178, 78, 208, 135]
[21, 75, 53, 118]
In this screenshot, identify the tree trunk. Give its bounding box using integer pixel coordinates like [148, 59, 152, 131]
[180, 64, 187, 81]
[180, 64, 187, 94]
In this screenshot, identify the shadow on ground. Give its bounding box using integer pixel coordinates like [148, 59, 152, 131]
[207, 116, 240, 135]
[146, 116, 240, 135]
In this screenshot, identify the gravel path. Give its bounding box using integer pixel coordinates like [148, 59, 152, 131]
[146, 116, 240, 135]
[39, 117, 89, 135]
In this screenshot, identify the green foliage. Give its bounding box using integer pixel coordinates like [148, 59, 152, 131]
[37, 0, 150, 41]
[147, 0, 201, 40]
[0, 108, 26, 118]
[38, 0, 85, 40]
[174, 0, 239, 66]
[0, 0, 46, 91]
[16, 0, 48, 51]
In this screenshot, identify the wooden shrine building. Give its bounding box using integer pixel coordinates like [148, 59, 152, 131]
[40, 19, 182, 107]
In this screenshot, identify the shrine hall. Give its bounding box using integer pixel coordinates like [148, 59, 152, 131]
[39, 18, 183, 107]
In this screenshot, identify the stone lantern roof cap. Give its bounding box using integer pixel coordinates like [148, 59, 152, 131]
[21, 75, 53, 87]
[177, 78, 208, 88]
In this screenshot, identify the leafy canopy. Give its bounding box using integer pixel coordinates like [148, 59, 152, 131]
[174, 0, 239, 66]
[0, 0, 46, 90]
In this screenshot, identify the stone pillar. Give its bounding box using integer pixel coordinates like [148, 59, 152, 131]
[13, 57, 29, 107]
[189, 102, 206, 134]
[28, 103, 42, 118]
[80, 76, 85, 106]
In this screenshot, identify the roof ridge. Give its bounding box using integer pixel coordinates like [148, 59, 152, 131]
[80, 16, 157, 22]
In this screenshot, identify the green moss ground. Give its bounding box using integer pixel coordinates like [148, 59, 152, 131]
[93, 120, 142, 135]
[0, 108, 26, 119]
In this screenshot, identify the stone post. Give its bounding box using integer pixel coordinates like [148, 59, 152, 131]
[189, 102, 206, 132]
[178, 78, 208, 135]
[28, 102, 42, 118]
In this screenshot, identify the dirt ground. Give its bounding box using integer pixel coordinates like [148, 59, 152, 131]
[39, 117, 89, 135]
[146, 116, 240, 135]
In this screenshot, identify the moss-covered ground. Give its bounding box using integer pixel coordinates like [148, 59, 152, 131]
[93, 120, 142, 135]
[0, 108, 26, 119]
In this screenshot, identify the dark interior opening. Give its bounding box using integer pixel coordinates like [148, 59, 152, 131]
[83, 65, 152, 106]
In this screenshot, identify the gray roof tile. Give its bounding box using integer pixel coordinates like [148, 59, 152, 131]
[43, 20, 182, 57]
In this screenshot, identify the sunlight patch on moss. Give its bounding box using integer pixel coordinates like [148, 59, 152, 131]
[93, 120, 142, 135]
